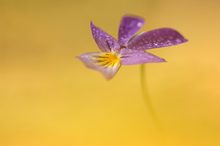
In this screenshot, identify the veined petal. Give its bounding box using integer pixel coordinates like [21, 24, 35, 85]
[120, 49, 166, 65]
[77, 52, 121, 80]
[90, 22, 120, 52]
[118, 15, 145, 46]
[128, 28, 188, 51]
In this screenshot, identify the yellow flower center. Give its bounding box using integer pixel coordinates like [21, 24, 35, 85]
[94, 52, 120, 67]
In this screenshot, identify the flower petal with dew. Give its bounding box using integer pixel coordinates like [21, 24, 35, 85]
[90, 22, 120, 52]
[118, 15, 145, 46]
[128, 28, 188, 51]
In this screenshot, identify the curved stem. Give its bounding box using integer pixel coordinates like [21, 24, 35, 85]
[140, 64, 162, 130]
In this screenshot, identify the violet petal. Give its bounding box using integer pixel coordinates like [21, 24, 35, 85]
[120, 49, 166, 65]
[90, 22, 120, 52]
[118, 15, 144, 46]
[128, 28, 188, 51]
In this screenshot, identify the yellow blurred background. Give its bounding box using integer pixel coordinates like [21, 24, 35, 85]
[1, 0, 220, 145]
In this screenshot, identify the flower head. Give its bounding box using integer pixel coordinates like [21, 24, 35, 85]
[78, 15, 188, 80]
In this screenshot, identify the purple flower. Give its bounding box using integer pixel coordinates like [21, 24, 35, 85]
[78, 15, 188, 80]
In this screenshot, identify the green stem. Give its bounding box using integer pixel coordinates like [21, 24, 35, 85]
[140, 64, 162, 130]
